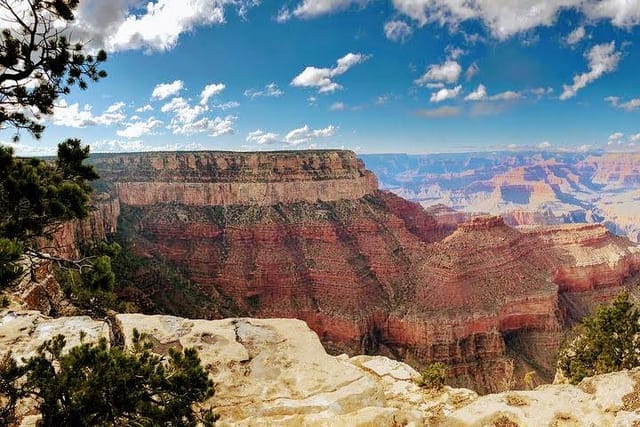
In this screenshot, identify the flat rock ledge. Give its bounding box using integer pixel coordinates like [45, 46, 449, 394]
[2, 310, 640, 426]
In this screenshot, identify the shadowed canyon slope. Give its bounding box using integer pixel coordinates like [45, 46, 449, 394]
[86, 150, 640, 392]
[361, 152, 640, 242]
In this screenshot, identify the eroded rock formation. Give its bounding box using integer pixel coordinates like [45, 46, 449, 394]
[81, 150, 640, 392]
[3, 310, 640, 427]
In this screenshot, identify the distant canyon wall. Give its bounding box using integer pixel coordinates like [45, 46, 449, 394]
[360, 152, 640, 243]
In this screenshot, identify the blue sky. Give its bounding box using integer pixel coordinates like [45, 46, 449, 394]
[4, 0, 640, 155]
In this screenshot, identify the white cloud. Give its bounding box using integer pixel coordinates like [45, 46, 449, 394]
[606, 96, 640, 111]
[244, 83, 284, 98]
[136, 104, 154, 113]
[631, 133, 640, 143]
[200, 83, 226, 105]
[159, 93, 236, 137]
[390, 0, 640, 40]
[464, 84, 521, 101]
[291, 53, 370, 93]
[415, 60, 461, 86]
[491, 90, 521, 101]
[375, 94, 391, 105]
[280, 0, 368, 21]
[446, 46, 465, 60]
[566, 26, 586, 45]
[161, 97, 206, 124]
[74, 0, 259, 53]
[464, 84, 487, 101]
[330, 102, 346, 111]
[171, 115, 236, 137]
[245, 125, 336, 146]
[417, 106, 461, 118]
[384, 20, 413, 42]
[117, 117, 163, 138]
[212, 101, 240, 110]
[560, 42, 621, 100]
[430, 85, 462, 103]
[284, 124, 336, 145]
[537, 141, 552, 149]
[582, 0, 640, 28]
[106, 102, 126, 113]
[246, 130, 281, 145]
[152, 80, 184, 100]
[426, 82, 445, 89]
[52, 100, 126, 128]
[465, 62, 480, 80]
[91, 139, 147, 152]
[608, 132, 624, 142]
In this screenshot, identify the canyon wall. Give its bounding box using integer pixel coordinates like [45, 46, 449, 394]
[36, 195, 120, 259]
[87, 150, 640, 392]
[361, 152, 640, 242]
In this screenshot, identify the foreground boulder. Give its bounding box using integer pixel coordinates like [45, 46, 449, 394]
[2, 310, 640, 426]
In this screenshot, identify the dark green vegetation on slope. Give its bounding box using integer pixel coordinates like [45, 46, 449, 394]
[558, 293, 640, 384]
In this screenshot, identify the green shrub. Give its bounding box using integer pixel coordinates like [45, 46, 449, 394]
[0, 330, 217, 427]
[557, 292, 640, 384]
[418, 362, 447, 390]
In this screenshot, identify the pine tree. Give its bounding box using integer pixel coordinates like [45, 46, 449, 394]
[557, 293, 640, 384]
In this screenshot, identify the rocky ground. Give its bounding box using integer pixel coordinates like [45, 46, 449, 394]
[2, 309, 640, 427]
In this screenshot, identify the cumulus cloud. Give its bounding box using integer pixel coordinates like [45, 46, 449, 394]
[416, 106, 461, 118]
[560, 42, 621, 100]
[415, 60, 462, 86]
[73, 0, 260, 53]
[384, 20, 413, 42]
[608, 131, 624, 142]
[330, 102, 346, 111]
[430, 85, 462, 102]
[245, 125, 336, 146]
[159, 91, 237, 137]
[172, 115, 236, 137]
[278, 0, 368, 21]
[464, 84, 521, 102]
[291, 53, 370, 93]
[464, 84, 487, 101]
[390, 0, 640, 40]
[246, 130, 281, 145]
[566, 26, 586, 45]
[605, 96, 640, 111]
[117, 117, 163, 138]
[52, 100, 126, 128]
[136, 104, 154, 113]
[152, 80, 184, 100]
[200, 83, 226, 105]
[244, 83, 284, 98]
[284, 124, 336, 145]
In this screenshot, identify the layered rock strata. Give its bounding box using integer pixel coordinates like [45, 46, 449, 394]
[88, 150, 640, 391]
[3, 310, 640, 427]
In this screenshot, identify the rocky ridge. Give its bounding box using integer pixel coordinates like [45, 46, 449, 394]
[2, 309, 639, 427]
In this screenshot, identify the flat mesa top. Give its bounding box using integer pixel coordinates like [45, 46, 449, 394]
[89, 149, 375, 184]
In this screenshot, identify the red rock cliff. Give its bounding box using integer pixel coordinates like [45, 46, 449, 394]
[92, 150, 640, 392]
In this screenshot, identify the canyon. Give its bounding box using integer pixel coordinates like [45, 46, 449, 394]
[44, 149, 638, 393]
[361, 151, 640, 242]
